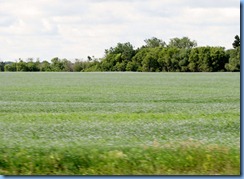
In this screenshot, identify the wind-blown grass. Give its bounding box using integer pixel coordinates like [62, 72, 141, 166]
[0, 72, 240, 175]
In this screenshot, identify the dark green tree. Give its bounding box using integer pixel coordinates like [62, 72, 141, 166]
[126, 61, 138, 71]
[26, 58, 39, 71]
[232, 35, 240, 49]
[4, 63, 17, 71]
[131, 48, 150, 72]
[209, 47, 228, 72]
[0, 62, 4, 71]
[51, 57, 65, 71]
[16, 59, 28, 71]
[178, 48, 191, 72]
[189, 47, 228, 72]
[62, 58, 73, 72]
[158, 47, 180, 72]
[85, 59, 101, 72]
[105, 42, 135, 62]
[39, 61, 51, 71]
[188, 48, 200, 72]
[73, 59, 83, 72]
[142, 49, 160, 72]
[101, 42, 136, 71]
[225, 47, 240, 71]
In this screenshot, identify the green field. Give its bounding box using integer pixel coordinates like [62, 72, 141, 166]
[0, 72, 240, 175]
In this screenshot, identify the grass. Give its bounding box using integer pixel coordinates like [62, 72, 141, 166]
[0, 72, 240, 175]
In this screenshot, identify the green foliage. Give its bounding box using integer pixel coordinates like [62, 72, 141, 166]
[126, 61, 138, 71]
[178, 48, 191, 72]
[91, 36, 235, 72]
[39, 60, 51, 71]
[141, 47, 161, 72]
[0, 62, 5, 71]
[62, 58, 73, 72]
[16, 59, 28, 71]
[101, 42, 135, 71]
[225, 35, 241, 71]
[168, 37, 197, 49]
[106, 42, 135, 61]
[26, 58, 39, 71]
[4, 62, 17, 71]
[0, 35, 240, 72]
[50, 57, 64, 71]
[131, 48, 149, 71]
[158, 47, 181, 72]
[144, 37, 166, 48]
[189, 47, 228, 72]
[73, 59, 83, 72]
[225, 47, 240, 72]
[232, 35, 240, 49]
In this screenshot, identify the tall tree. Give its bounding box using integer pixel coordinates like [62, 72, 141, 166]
[168, 37, 197, 49]
[16, 59, 28, 71]
[4, 62, 17, 71]
[225, 47, 240, 71]
[232, 35, 240, 49]
[178, 48, 191, 72]
[73, 59, 83, 72]
[26, 58, 39, 71]
[141, 48, 160, 72]
[105, 42, 135, 61]
[144, 37, 166, 48]
[0, 62, 4, 71]
[40, 61, 51, 71]
[51, 57, 65, 71]
[189, 47, 228, 72]
[102, 42, 136, 71]
[131, 48, 150, 72]
[62, 58, 73, 72]
[158, 47, 180, 72]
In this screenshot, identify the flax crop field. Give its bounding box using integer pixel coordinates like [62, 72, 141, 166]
[0, 72, 240, 175]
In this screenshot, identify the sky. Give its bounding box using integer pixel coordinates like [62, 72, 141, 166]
[0, 0, 240, 62]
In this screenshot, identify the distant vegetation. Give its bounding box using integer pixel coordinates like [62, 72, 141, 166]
[0, 35, 240, 72]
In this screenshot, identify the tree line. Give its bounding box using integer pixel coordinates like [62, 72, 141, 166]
[0, 35, 240, 72]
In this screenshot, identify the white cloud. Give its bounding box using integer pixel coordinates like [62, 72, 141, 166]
[0, 0, 240, 61]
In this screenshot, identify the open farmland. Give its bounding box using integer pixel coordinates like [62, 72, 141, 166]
[0, 72, 240, 175]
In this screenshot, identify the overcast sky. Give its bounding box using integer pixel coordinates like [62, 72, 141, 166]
[0, 0, 240, 61]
